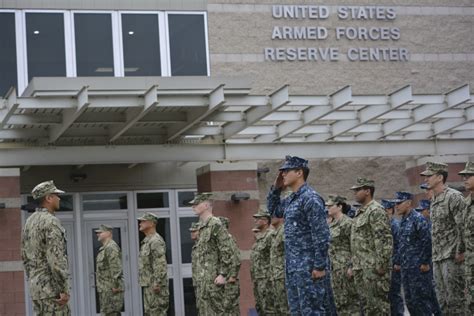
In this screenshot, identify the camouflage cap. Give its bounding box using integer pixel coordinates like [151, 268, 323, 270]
[415, 199, 431, 212]
[325, 195, 347, 206]
[419, 183, 429, 190]
[189, 222, 200, 232]
[381, 199, 396, 210]
[218, 216, 230, 229]
[420, 161, 448, 176]
[458, 162, 474, 175]
[392, 191, 413, 203]
[95, 224, 113, 233]
[279, 155, 309, 170]
[188, 192, 213, 205]
[350, 177, 375, 190]
[137, 212, 159, 223]
[31, 180, 65, 200]
[253, 208, 271, 219]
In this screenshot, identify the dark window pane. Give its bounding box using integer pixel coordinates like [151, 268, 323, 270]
[26, 13, 66, 82]
[82, 193, 128, 211]
[138, 218, 172, 264]
[183, 278, 198, 316]
[180, 217, 198, 263]
[0, 13, 17, 97]
[137, 192, 169, 209]
[75, 13, 114, 76]
[26, 194, 74, 212]
[178, 191, 195, 207]
[122, 14, 161, 76]
[168, 14, 207, 76]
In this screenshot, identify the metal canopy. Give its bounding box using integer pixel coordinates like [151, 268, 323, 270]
[0, 76, 473, 166]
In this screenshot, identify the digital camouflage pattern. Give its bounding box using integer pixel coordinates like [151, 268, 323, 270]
[31, 180, 65, 200]
[96, 238, 124, 315]
[267, 182, 333, 314]
[269, 223, 290, 315]
[250, 227, 273, 315]
[420, 161, 448, 176]
[221, 218, 241, 316]
[430, 186, 466, 315]
[350, 199, 392, 315]
[398, 210, 436, 315]
[138, 232, 169, 316]
[329, 214, 359, 315]
[193, 216, 234, 315]
[389, 218, 404, 316]
[464, 194, 474, 314]
[22, 208, 70, 315]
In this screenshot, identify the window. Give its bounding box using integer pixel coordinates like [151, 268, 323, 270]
[121, 14, 161, 76]
[0, 13, 17, 97]
[137, 192, 169, 209]
[178, 191, 195, 207]
[179, 217, 197, 263]
[74, 13, 114, 76]
[26, 13, 66, 82]
[82, 193, 128, 211]
[168, 14, 208, 76]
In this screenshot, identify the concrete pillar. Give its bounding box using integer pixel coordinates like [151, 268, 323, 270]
[0, 168, 25, 315]
[196, 162, 260, 315]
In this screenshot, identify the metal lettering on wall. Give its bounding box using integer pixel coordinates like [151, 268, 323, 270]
[264, 5, 410, 62]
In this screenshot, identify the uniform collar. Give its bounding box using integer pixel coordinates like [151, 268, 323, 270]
[356, 199, 376, 216]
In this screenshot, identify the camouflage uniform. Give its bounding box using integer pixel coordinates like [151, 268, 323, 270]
[193, 215, 234, 315]
[460, 162, 474, 314]
[350, 178, 392, 316]
[328, 211, 359, 316]
[138, 213, 169, 316]
[95, 225, 124, 316]
[218, 216, 241, 316]
[421, 162, 466, 315]
[21, 181, 70, 316]
[269, 223, 290, 315]
[267, 156, 334, 315]
[250, 210, 273, 316]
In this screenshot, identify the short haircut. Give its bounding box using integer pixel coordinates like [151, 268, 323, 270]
[438, 171, 448, 183]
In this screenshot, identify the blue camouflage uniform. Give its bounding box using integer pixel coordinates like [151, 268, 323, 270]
[381, 199, 404, 316]
[267, 156, 334, 315]
[394, 192, 436, 315]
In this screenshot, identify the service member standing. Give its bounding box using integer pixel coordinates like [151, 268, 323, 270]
[421, 161, 466, 315]
[138, 212, 169, 316]
[459, 162, 474, 314]
[95, 224, 124, 316]
[267, 155, 333, 314]
[190, 193, 234, 316]
[350, 178, 393, 315]
[250, 209, 273, 315]
[21, 180, 71, 315]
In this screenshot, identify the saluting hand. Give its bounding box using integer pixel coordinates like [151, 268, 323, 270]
[274, 171, 285, 190]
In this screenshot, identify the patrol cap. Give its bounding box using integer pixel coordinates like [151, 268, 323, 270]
[253, 208, 271, 219]
[458, 162, 474, 175]
[392, 191, 413, 203]
[188, 192, 213, 205]
[31, 180, 65, 200]
[415, 199, 431, 212]
[381, 199, 396, 210]
[137, 212, 159, 223]
[350, 177, 375, 190]
[218, 216, 230, 229]
[95, 224, 113, 233]
[419, 183, 429, 190]
[189, 222, 200, 232]
[279, 155, 309, 171]
[325, 195, 347, 206]
[420, 161, 448, 176]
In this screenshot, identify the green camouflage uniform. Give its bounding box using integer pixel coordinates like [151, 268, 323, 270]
[194, 216, 234, 315]
[329, 214, 359, 315]
[250, 227, 274, 315]
[21, 181, 70, 316]
[95, 227, 124, 316]
[269, 223, 290, 315]
[138, 214, 169, 316]
[350, 178, 392, 316]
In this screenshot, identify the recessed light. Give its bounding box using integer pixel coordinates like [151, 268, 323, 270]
[33, 30, 40, 35]
[128, 31, 134, 35]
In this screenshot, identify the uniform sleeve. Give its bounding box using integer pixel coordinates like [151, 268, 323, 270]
[151, 239, 168, 287]
[392, 222, 401, 266]
[369, 208, 393, 271]
[107, 245, 124, 289]
[450, 192, 467, 255]
[267, 186, 285, 218]
[214, 223, 235, 277]
[46, 221, 70, 294]
[21, 230, 30, 279]
[305, 197, 330, 271]
[417, 217, 432, 265]
[227, 237, 241, 279]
